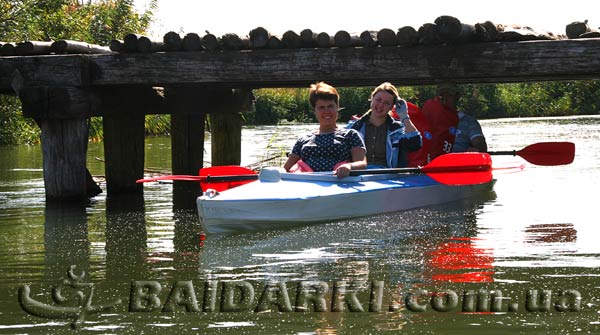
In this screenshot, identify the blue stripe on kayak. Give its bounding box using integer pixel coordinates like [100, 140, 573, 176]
[205, 174, 440, 201]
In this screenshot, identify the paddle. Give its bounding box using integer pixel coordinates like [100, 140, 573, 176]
[136, 166, 258, 192]
[138, 153, 493, 188]
[350, 152, 493, 185]
[488, 142, 575, 166]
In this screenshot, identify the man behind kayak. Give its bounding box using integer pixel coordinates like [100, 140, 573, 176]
[422, 83, 488, 160]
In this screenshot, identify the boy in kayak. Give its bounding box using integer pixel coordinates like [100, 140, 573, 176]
[283, 82, 367, 178]
[348, 82, 422, 168]
[422, 83, 487, 159]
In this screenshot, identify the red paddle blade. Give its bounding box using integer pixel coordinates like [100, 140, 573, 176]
[422, 153, 493, 185]
[516, 142, 575, 166]
[199, 166, 257, 192]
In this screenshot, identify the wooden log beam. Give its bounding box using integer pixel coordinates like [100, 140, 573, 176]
[249, 27, 270, 49]
[182, 33, 204, 51]
[15, 41, 53, 55]
[51, 40, 112, 54]
[434, 16, 475, 44]
[360, 30, 378, 47]
[3, 39, 600, 93]
[88, 39, 600, 87]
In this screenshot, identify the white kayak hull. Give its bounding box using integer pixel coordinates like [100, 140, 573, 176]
[197, 170, 495, 233]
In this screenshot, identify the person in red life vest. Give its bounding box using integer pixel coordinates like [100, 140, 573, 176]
[403, 102, 432, 167]
[283, 82, 367, 178]
[347, 82, 421, 168]
[422, 83, 487, 160]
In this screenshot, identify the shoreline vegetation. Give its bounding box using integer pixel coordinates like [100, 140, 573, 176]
[1, 81, 600, 145]
[1, 2, 599, 145]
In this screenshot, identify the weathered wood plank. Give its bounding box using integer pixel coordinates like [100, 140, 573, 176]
[0, 55, 88, 89]
[87, 39, 600, 87]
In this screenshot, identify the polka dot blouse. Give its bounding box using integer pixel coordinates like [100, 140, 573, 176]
[291, 128, 366, 171]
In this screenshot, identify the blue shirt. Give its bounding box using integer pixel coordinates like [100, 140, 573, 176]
[452, 111, 484, 152]
[291, 128, 365, 171]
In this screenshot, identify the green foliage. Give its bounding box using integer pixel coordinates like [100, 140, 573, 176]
[244, 81, 599, 127]
[0, 0, 156, 144]
[0, 0, 156, 43]
[249, 88, 312, 124]
[0, 96, 39, 144]
[144, 115, 170, 136]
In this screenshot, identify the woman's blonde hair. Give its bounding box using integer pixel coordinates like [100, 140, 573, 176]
[309, 82, 339, 108]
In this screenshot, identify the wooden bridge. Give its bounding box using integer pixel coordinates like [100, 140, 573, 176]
[2, 18, 600, 206]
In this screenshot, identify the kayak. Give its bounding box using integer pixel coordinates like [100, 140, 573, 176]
[196, 167, 495, 233]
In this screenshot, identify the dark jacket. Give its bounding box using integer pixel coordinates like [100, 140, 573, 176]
[348, 112, 422, 168]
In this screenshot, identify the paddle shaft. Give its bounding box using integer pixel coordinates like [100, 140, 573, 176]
[137, 174, 258, 183]
[349, 164, 490, 176]
[488, 150, 517, 156]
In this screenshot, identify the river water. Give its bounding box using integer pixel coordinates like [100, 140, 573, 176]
[0, 116, 599, 334]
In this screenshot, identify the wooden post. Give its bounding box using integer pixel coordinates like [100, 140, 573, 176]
[97, 87, 160, 195]
[166, 87, 207, 209]
[16, 84, 100, 201]
[210, 89, 254, 167]
[102, 113, 145, 195]
[39, 118, 91, 200]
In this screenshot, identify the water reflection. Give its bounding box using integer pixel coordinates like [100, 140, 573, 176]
[104, 194, 148, 281]
[43, 203, 90, 283]
[2, 117, 600, 334]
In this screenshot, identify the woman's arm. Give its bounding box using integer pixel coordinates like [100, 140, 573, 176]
[283, 153, 302, 172]
[334, 147, 367, 178]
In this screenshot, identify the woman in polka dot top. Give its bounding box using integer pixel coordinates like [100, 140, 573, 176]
[283, 82, 367, 178]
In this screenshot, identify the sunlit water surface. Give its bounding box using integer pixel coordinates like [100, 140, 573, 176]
[0, 116, 599, 334]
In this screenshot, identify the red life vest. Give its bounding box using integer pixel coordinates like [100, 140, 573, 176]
[404, 102, 432, 167]
[421, 97, 459, 161]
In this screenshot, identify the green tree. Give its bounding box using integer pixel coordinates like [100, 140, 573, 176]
[0, 0, 156, 144]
